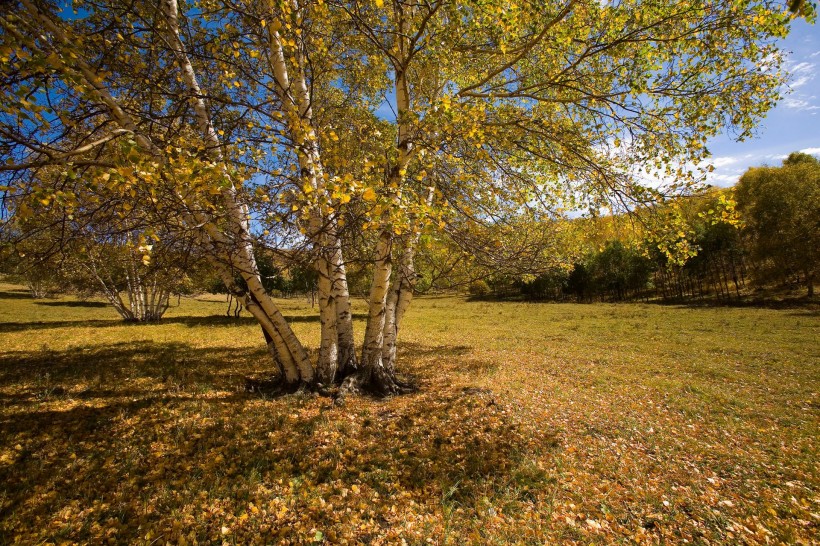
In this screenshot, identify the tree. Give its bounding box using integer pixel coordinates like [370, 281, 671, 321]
[586, 241, 654, 301]
[644, 189, 746, 301]
[735, 153, 819, 296]
[0, 0, 806, 395]
[1, 129, 209, 320]
[0, 234, 66, 298]
[6, 179, 202, 320]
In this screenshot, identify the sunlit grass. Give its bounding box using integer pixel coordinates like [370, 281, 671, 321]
[0, 281, 817, 544]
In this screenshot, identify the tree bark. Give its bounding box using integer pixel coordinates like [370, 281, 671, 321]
[382, 188, 433, 373]
[267, 14, 345, 383]
[361, 230, 393, 374]
[316, 246, 339, 385]
[343, 0, 417, 395]
[160, 0, 313, 383]
[331, 234, 358, 377]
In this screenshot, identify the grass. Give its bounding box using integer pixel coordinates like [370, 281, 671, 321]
[0, 281, 817, 545]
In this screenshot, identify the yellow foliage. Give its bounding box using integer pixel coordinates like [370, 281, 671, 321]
[362, 187, 377, 201]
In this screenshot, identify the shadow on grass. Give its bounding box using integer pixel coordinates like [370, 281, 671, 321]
[0, 339, 557, 543]
[0, 318, 132, 333]
[648, 295, 818, 311]
[0, 313, 372, 333]
[0, 340, 269, 389]
[35, 300, 109, 308]
[0, 289, 33, 300]
[398, 343, 472, 359]
[397, 342, 501, 377]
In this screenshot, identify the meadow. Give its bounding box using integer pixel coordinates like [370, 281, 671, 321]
[0, 281, 817, 545]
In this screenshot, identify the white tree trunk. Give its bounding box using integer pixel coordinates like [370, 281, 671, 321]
[382, 243, 414, 372]
[266, 12, 353, 383]
[348, 0, 416, 394]
[159, 0, 315, 383]
[332, 235, 357, 376]
[382, 188, 433, 371]
[357, 229, 394, 387]
[316, 247, 339, 384]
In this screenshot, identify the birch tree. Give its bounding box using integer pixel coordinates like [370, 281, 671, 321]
[0, 0, 805, 395]
[327, 0, 799, 392]
[7, 166, 200, 321]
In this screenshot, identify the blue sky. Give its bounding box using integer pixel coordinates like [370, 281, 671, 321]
[705, 19, 820, 187]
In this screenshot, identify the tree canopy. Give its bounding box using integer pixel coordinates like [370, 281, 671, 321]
[0, 0, 810, 394]
[735, 153, 819, 296]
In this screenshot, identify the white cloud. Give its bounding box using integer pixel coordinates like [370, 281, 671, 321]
[706, 172, 741, 187]
[782, 98, 820, 111]
[792, 75, 812, 88]
[799, 147, 820, 155]
[790, 61, 813, 72]
[711, 156, 738, 168]
[786, 61, 815, 89]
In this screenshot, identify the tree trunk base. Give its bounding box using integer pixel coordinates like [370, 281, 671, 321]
[246, 363, 415, 400]
[334, 356, 359, 384]
[338, 368, 416, 398]
[244, 376, 304, 397]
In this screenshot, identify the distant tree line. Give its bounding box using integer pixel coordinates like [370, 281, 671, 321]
[472, 153, 818, 302]
[3, 153, 816, 311]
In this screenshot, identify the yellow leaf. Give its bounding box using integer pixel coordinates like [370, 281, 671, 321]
[362, 187, 377, 201]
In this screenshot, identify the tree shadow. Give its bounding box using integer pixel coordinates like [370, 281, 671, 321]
[649, 296, 818, 311]
[397, 342, 499, 376]
[0, 340, 269, 392]
[0, 289, 33, 300]
[787, 309, 820, 317]
[165, 314, 336, 327]
[0, 318, 126, 333]
[35, 301, 109, 308]
[0, 339, 559, 543]
[398, 343, 473, 358]
[0, 313, 371, 333]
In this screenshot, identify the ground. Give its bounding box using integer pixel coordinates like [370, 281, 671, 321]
[0, 281, 817, 545]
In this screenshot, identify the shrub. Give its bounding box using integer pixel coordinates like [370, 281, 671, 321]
[468, 280, 491, 297]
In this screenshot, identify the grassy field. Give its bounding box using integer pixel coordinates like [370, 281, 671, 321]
[0, 281, 817, 545]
